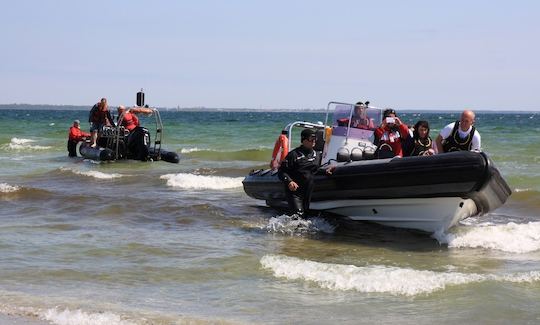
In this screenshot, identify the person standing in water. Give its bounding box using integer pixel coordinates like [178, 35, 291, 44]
[278, 128, 334, 218]
[67, 120, 90, 157]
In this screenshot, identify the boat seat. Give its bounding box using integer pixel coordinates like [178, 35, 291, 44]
[314, 129, 325, 151]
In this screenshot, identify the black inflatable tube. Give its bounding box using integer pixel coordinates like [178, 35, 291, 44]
[148, 148, 180, 163]
[79, 143, 115, 161]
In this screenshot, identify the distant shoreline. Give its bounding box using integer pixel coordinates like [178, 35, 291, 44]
[0, 104, 537, 114]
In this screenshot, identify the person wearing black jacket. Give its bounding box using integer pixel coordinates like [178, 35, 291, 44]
[278, 128, 334, 217]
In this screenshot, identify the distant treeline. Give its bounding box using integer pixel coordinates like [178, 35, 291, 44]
[0, 104, 89, 111]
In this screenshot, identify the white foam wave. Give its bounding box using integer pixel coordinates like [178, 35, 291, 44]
[260, 255, 540, 296]
[436, 222, 540, 253]
[6, 137, 51, 150]
[160, 173, 243, 190]
[261, 255, 484, 296]
[0, 183, 20, 193]
[265, 214, 336, 234]
[514, 188, 532, 193]
[41, 307, 135, 325]
[180, 147, 204, 153]
[61, 167, 123, 180]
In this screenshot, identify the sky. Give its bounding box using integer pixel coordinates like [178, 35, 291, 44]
[1, 0, 539, 110]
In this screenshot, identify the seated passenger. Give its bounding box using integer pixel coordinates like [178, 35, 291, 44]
[67, 120, 90, 157]
[406, 120, 436, 156]
[374, 108, 409, 158]
[350, 102, 375, 130]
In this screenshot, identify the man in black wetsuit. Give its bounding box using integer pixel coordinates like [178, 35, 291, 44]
[278, 128, 333, 217]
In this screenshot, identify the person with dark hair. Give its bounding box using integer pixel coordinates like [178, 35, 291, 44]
[278, 128, 334, 217]
[407, 120, 436, 156]
[436, 110, 481, 153]
[373, 108, 409, 158]
[67, 120, 90, 157]
[88, 98, 115, 148]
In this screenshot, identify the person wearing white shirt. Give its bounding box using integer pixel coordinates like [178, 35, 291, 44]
[435, 110, 481, 153]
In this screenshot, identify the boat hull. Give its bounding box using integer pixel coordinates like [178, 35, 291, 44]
[243, 151, 511, 232]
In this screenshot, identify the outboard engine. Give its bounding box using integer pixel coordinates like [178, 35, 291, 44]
[127, 126, 151, 161]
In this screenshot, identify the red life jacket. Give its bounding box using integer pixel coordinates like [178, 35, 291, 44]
[68, 126, 90, 141]
[374, 124, 409, 157]
[122, 112, 137, 131]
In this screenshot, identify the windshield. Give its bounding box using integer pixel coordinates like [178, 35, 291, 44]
[331, 103, 382, 140]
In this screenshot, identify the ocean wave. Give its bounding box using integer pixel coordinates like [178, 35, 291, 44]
[4, 137, 51, 150]
[0, 183, 20, 193]
[514, 188, 532, 193]
[180, 147, 204, 153]
[60, 167, 123, 180]
[41, 307, 136, 325]
[160, 173, 244, 190]
[435, 222, 540, 253]
[265, 214, 336, 235]
[260, 255, 540, 296]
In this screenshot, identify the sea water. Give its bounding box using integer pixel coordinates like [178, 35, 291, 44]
[0, 108, 539, 324]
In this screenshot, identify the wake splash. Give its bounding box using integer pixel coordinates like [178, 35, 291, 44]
[261, 255, 540, 296]
[265, 214, 336, 235]
[0, 183, 20, 193]
[160, 173, 243, 190]
[435, 222, 540, 253]
[4, 138, 51, 150]
[60, 167, 123, 180]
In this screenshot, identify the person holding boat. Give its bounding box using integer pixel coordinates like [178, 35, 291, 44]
[278, 129, 334, 218]
[67, 120, 90, 157]
[374, 108, 410, 158]
[88, 98, 115, 148]
[436, 110, 481, 153]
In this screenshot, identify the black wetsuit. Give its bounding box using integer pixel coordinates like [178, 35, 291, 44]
[278, 145, 319, 216]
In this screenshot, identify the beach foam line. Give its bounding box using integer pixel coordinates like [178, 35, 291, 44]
[5, 137, 51, 150]
[435, 222, 540, 253]
[60, 167, 123, 180]
[265, 214, 336, 235]
[514, 188, 531, 193]
[160, 173, 243, 190]
[0, 183, 20, 193]
[41, 307, 136, 325]
[180, 147, 204, 153]
[260, 255, 540, 296]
